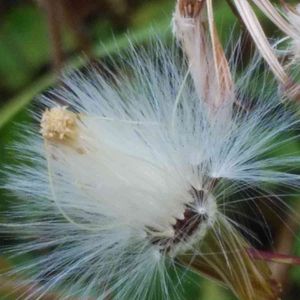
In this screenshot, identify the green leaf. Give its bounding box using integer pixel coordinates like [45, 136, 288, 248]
[0, 21, 170, 130]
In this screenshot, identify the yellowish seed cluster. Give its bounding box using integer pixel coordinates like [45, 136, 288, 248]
[40, 106, 78, 142]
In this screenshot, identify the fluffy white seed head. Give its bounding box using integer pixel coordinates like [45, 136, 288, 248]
[1, 41, 300, 300]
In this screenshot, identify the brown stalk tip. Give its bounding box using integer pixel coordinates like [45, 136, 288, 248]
[178, 0, 205, 18]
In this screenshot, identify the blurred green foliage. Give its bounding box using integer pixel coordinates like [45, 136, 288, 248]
[0, 4, 49, 93]
[0, 1, 300, 300]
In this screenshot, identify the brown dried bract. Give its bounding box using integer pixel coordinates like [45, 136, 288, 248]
[40, 106, 79, 143]
[179, 0, 205, 18]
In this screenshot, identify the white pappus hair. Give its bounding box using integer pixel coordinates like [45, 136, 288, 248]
[1, 41, 300, 300]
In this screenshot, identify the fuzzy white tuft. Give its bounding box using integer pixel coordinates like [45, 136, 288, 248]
[1, 41, 300, 300]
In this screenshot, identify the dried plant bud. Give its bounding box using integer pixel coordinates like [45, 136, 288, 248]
[173, 0, 234, 113]
[178, 224, 281, 300]
[40, 106, 78, 143]
[178, 0, 204, 18]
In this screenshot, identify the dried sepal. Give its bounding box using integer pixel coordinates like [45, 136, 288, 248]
[173, 0, 234, 112]
[251, 0, 294, 37]
[206, 0, 234, 108]
[178, 0, 204, 18]
[233, 0, 288, 84]
[178, 221, 280, 300]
